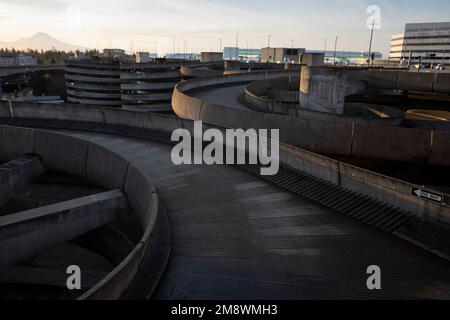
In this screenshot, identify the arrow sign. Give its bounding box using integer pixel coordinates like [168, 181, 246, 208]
[411, 187, 444, 204]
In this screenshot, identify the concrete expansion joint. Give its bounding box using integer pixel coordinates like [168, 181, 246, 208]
[429, 130, 434, 162]
[122, 162, 131, 191]
[431, 72, 438, 92]
[349, 121, 356, 155]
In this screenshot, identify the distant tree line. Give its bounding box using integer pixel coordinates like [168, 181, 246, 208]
[0, 48, 100, 64]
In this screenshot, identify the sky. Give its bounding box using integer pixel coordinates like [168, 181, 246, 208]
[0, 0, 450, 57]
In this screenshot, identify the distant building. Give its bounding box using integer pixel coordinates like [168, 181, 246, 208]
[102, 49, 126, 59]
[261, 47, 306, 63]
[390, 22, 450, 66]
[223, 47, 261, 61]
[306, 50, 382, 65]
[65, 52, 186, 112]
[136, 52, 150, 63]
[0, 54, 37, 66]
[200, 52, 223, 63]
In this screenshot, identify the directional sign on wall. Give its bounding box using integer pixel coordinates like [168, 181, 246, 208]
[411, 187, 444, 204]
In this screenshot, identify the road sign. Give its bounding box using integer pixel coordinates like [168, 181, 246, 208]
[411, 187, 444, 204]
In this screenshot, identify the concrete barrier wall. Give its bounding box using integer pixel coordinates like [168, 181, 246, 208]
[0, 155, 45, 207]
[0, 126, 160, 300]
[351, 125, 432, 163]
[430, 131, 450, 166]
[244, 77, 300, 116]
[364, 69, 450, 94]
[180, 65, 223, 78]
[278, 140, 450, 225]
[0, 101, 186, 134]
[34, 131, 89, 178]
[172, 74, 450, 166]
[0, 125, 34, 162]
[262, 114, 354, 156]
[434, 73, 450, 93]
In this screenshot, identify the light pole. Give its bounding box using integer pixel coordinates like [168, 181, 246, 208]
[268, 34, 272, 62]
[246, 41, 249, 61]
[219, 38, 223, 53]
[368, 21, 375, 66]
[334, 36, 340, 65]
[235, 33, 239, 61]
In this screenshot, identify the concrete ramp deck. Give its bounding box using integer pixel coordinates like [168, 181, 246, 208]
[190, 83, 251, 111]
[55, 130, 450, 300]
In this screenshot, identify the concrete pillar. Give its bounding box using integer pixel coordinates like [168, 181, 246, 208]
[299, 66, 366, 115]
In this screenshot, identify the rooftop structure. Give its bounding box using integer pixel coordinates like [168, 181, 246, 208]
[200, 52, 223, 63]
[136, 52, 157, 63]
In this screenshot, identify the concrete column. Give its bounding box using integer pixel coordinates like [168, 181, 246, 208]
[299, 66, 366, 115]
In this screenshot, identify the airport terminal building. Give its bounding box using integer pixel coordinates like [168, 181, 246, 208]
[390, 22, 450, 66]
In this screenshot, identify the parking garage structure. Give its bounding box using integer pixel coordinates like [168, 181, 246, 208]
[65, 59, 123, 107]
[120, 62, 183, 112]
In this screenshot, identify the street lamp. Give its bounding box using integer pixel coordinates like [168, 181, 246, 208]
[333, 36, 340, 65]
[367, 21, 375, 66]
[268, 34, 272, 62]
[235, 33, 239, 61]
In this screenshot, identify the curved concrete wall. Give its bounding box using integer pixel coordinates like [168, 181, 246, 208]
[278, 141, 450, 225]
[365, 69, 450, 94]
[0, 125, 161, 300]
[180, 64, 223, 78]
[244, 76, 300, 116]
[172, 73, 450, 166]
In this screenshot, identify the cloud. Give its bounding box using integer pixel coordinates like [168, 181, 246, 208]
[1, 0, 449, 55]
